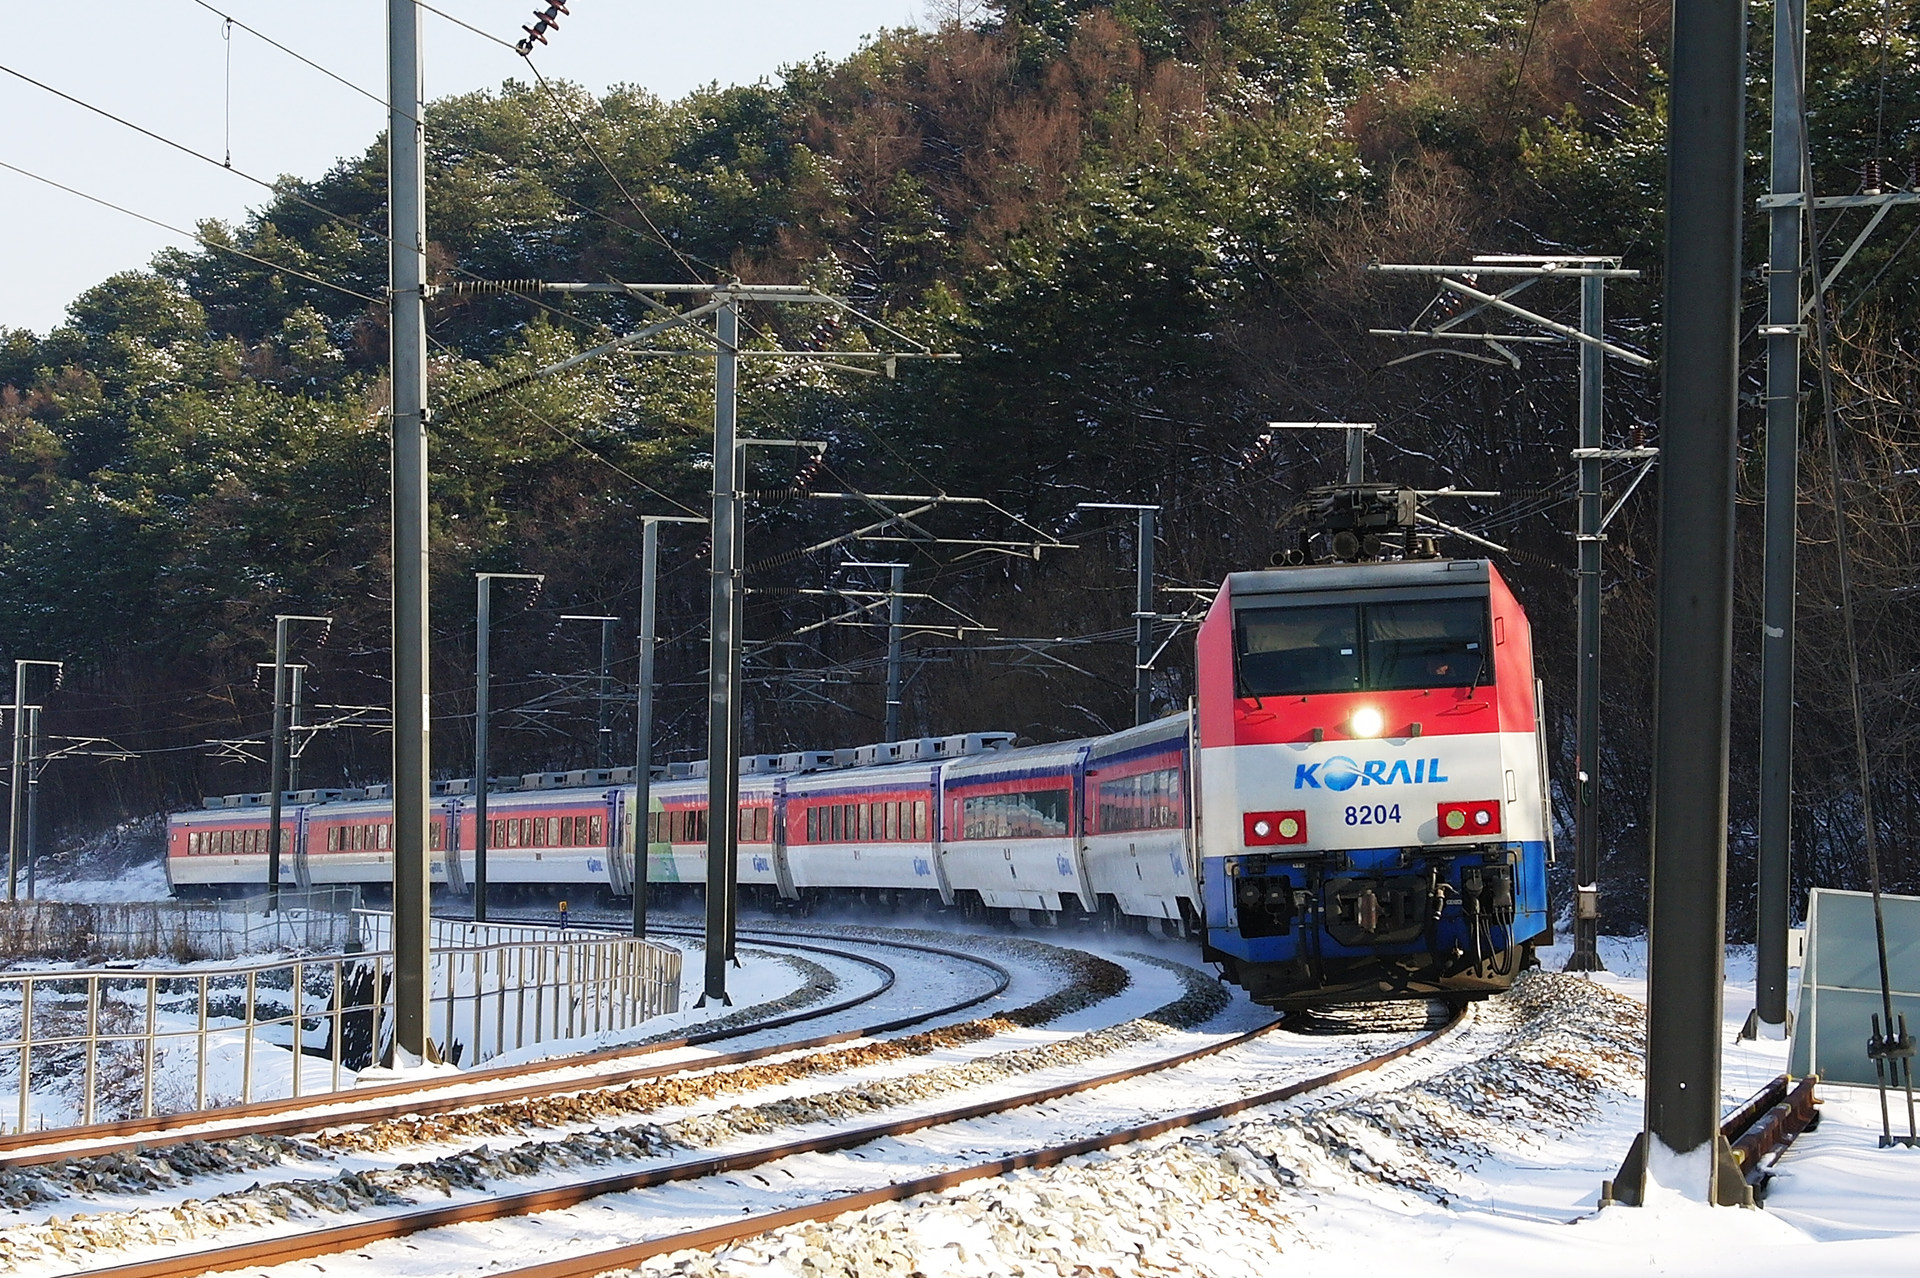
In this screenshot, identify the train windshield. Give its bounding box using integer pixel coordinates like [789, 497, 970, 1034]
[1236, 596, 1489, 696]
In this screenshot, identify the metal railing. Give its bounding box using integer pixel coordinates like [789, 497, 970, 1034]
[0, 888, 362, 962]
[0, 918, 681, 1133]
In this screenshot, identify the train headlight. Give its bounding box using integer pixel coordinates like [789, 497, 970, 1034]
[1244, 810, 1308, 846]
[1437, 800, 1502, 837]
[1350, 705, 1385, 738]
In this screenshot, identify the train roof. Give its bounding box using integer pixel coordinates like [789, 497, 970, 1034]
[1225, 558, 1490, 598]
[187, 731, 1022, 815]
[784, 758, 941, 796]
[1086, 712, 1189, 762]
[941, 736, 1095, 783]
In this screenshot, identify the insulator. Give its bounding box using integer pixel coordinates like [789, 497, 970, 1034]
[1862, 158, 1883, 195]
[444, 279, 548, 295]
[515, 3, 571, 54]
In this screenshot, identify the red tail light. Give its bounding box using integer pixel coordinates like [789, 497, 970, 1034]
[1437, 800, 1501, 836]
[1244, 810, 1307, 846]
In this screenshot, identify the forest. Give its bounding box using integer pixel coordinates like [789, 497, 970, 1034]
[0, 0, 1915, 927]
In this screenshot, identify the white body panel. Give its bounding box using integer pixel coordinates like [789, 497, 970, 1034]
[457, 794, 612, 887]
[939, 741, 1097, 913]
[1081, 829, 1191, 919]
[785, 841, 941, 892]
[1199, 731, 1545, 855]
[785, 761, 947, 900]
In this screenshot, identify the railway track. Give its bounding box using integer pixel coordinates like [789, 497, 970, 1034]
[0, 927, 1009, 1169]
[58, 983, 1463, 1278]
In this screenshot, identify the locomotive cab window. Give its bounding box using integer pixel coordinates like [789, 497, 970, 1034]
[1364, 598, 1489, 690]
[1236, 596, 1491, 696]
[1235, 604, 1359, 696]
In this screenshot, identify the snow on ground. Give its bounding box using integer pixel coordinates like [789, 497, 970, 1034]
[30, 855, 170, 904]
[26, 818, 167, 903]
[608, 939, 1920, 1278]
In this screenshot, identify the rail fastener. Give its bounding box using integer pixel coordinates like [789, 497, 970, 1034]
[1723, 1072, 1820, 1197]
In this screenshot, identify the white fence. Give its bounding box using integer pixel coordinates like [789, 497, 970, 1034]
[0, 915, 681, 1132]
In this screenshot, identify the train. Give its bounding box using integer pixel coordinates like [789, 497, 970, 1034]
[167, 484, 1555, 1009]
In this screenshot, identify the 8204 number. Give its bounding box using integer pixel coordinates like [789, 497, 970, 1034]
[1344, 804, 1400, 826]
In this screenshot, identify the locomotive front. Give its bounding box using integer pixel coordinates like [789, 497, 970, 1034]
[1193, 494, 1553, 1009]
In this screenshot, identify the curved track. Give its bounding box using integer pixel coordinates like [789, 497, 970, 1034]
[0, 928, 1007, 1169]
[67, 993, 1465, 1278]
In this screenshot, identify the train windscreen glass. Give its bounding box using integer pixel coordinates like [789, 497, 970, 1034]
[1236, 597, 1490, 696]
[1236, 604, 1360, 696]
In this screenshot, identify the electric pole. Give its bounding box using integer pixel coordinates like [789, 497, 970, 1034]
[633, 515, 705, 939]
[474, 572, 542, 922]
[287, 663, 307, 792]
[1077, 502, 1163, 725]
[1366, 260, 1650, 973]
[886, 562, 906, 740]
[437, 279, 953, 1005]
[387, 0, 432, 1064]
[22, 706, 39, 900]
[561, 615, 620, 769]
[267, 614, 330, 913]
[8, 660, 60, 901]
[702, 295, 740, 1006]
[1634, 0, 1746, 1204]
[1752, 0, 1805, 1041]
[843, 560, 911, 740]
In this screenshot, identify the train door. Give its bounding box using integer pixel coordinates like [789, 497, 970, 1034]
[770, 780, 798, 900]
[443, 800, 468, 894]
[1180, 706, 1202, 918]
[1184, 699, 1204, 917]
[604, 789, 631, 895]
[927, 770, 956, 906]
[291, 806, 313, 889]
[1066, 750, 1099, 913]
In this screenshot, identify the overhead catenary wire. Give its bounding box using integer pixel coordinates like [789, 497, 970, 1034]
[0, 158, 381, 307]
[423, 334, 705, 519]
[0, 53, 609, 339]
[520, 57, 720, 284]
[188, 0, 391, 112]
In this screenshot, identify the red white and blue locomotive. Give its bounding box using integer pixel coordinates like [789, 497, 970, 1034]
[167, 486, 1553, 1010]
[1188, 483, 1554, 1006]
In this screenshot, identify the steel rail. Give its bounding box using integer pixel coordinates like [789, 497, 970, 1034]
[77, 1007, 1466, 1278]
[0, 932, 1007, 1167]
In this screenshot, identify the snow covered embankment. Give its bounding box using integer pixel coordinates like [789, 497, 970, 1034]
[624, 973, 1644, 1277]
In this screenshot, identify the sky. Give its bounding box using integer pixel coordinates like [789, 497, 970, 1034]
[0, 1, 928, 335]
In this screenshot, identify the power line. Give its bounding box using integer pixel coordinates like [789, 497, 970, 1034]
[417, 1, 522, 52]
[186, 0, 390, 113]
[426, 334, 704, 517]
[0, 54, 610, 338]
[0, 158, 381, 307]
[521, 57, 719, 283]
